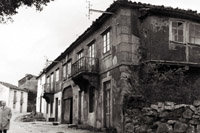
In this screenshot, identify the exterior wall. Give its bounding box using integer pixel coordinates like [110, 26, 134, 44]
[54, 91, 62, 122]
[19, 75, 38, 93]
[141, 16, 200, 64]
[57, 7, 139, 132]
[36, 74, 48, 117]
[0, 84, 10, 106]
[0, 84, 28, 113]
[9, 89, 28, 113]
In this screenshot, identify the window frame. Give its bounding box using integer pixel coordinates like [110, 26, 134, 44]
[62, 64, 67, 79]
[189, 23, 200, 45]
[55, 69, 59, 82]
[169, 20, 186, 43]
[102, 30, 111, 54]
[89, 87, 95, 113]
[67, 60, 72, 78]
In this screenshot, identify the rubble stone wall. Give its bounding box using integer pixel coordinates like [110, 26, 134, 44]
[125, 100, 200, 133]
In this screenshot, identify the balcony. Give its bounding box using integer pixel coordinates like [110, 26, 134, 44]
[71, 57, 99, 91]
[72, 57, 99, 77]
[43, 83, 54, 103]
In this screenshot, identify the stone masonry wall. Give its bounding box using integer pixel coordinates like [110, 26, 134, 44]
[125, 100, 200, 133]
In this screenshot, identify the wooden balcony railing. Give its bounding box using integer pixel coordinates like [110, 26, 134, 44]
[72, 57, 99, 77]
[43, 83, 53, 93]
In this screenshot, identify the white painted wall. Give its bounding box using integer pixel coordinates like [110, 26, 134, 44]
[0, 84, 28, 113]
[36, 74, 51, 121]
[0, 84, 10, 106]
[9, 89, 28, 113]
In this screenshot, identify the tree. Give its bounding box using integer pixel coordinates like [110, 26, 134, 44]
[0, 0, 54, 22]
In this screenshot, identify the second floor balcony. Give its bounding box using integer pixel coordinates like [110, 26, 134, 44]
[72, 57, 99, 78]
[43, 83, 54, 93]
[43, 83, 54, 103]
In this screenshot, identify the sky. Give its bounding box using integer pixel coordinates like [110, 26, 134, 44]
[0, 0, 199, 86]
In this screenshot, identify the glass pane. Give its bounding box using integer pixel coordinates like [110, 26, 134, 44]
[178, 35, 183, 42]
[178, 30, 183, 36]
[196, 24, 200, 31]
[172, 29, 177, 36]
[196, 31, 200, 37]
[189, 37, 195, 43]
[172, 22, 177, 27]
[195, 38, 200, 44]
[177, 22, 183, 29]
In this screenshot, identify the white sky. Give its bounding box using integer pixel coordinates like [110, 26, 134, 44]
[0, 0, 199, 85]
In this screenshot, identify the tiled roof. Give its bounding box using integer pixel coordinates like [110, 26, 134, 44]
[44, 0, 200, 72]
[0, 81, 27, 91]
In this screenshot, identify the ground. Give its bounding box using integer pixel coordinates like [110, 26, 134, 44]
[8, 113, 102, 133]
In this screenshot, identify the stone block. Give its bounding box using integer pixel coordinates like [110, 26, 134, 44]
[165, 101, 175, 106]
[189, 118, 200, 125]
[193, 100, 200, 107]
[190, 105, 197, 114]
[183, 108, 193, 119]
[164, 105, 175, 110]
[186, 125, 195, 133]
[151, 104, 158, 110]
[167, 120, 177, 125]
[156, 123, 173, 133]
[197, 124, 200, 133]
[135, 125, 148, 133]
[174, 104, 187, 109]
[174, 122, 188, 133]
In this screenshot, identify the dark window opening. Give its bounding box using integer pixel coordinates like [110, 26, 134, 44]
[89, 87, 95, 113]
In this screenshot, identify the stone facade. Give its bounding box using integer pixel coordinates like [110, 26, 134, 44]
[18, 74, 38, 112]
[125, 100, 200, 133]
[36, 1, 200, 133]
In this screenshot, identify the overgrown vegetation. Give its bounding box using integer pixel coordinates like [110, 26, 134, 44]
[0, 0, 54, 23]
[124, 63, 200, 110]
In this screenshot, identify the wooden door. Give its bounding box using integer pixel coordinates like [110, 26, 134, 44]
[105, 89, 111, 127]
[55, 98, 58, 121]
[63, 98, 73, 124]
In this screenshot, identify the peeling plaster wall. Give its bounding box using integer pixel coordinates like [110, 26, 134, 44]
[141, 16, 200, 64]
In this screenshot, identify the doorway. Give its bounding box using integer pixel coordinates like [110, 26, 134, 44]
[55, 98, 58, 121]
[104, 81, 111, 128]
[62, 87, 73, 124]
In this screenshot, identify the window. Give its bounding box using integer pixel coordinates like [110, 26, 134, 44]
[89, 87, 95, 113]
[55, 69, 59, 82]
[50, 102, 53, 114]
[50, 73, 54, 90]
[63, 65, 66, 78]
[46, 103, 49, 114]
[67, 61, 72, 78]
[77, 50, 84, 67]
[20, 92, 23, 105]
[88, 43, 95, 65]
[189, 23, 200, 44]
[13, 91, 17, 109]
[104, 81, 111, 117]
[170, 21, 184, 43]
[103, 31, 110, 53]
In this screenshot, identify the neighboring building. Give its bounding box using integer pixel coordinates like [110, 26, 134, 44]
[0, 81, 28, 113]
[18, 74, 37, 112]
[36, 71, 49, 120]
[36, 0, 200, 132]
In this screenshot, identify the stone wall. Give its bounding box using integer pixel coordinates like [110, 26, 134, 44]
[125, 100, 200, 133]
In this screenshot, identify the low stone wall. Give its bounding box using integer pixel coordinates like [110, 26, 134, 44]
[125, 100, 200, 133]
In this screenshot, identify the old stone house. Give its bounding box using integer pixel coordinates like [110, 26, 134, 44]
[0, 81, 28, 113]
[18, 74, 38, 112]
[36, 0, 200, 132]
